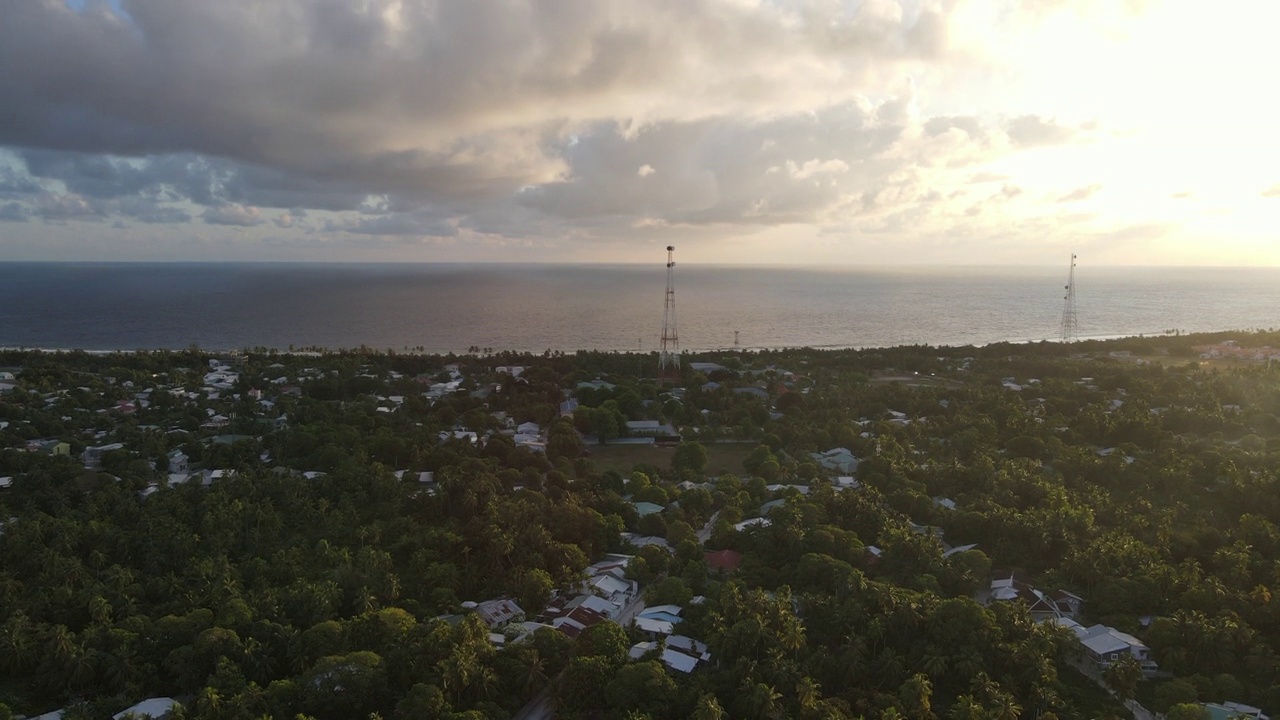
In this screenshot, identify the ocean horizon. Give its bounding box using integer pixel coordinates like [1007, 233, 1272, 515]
[2, 262, 1277, 354]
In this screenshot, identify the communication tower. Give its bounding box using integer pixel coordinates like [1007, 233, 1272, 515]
[659, 246, 681, 384]
[1060, 253, 1078, 343]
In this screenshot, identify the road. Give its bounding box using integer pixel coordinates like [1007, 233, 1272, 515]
[511, 687, 556, 720]
[696, 510, 721, 544]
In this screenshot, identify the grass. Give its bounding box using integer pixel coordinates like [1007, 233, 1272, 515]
[587, 441, 755, 477]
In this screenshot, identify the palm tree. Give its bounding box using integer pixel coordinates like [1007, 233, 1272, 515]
[519, 650, 548, 700]
[749, 683, 784, 720]
[780, 617, 806, 660]
[692, 694, 727, 720]
[796, 677, 821, 713]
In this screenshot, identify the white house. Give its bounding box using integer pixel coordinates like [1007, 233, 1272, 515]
[112, 697, 177, 720]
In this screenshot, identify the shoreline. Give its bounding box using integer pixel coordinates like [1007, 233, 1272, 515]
[0, 330, 1214, 358]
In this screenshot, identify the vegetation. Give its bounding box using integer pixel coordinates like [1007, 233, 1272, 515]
[0, 330, 1279, 718]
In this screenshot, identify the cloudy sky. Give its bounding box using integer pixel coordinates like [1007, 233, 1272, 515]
[1, 0, 1276, 265]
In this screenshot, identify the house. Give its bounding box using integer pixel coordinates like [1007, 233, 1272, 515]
[619, 533, 672, 552]
[112, 697, 177, 720]
[559, 398, 579, 416]
[1060, 619, 1158, 676]
[760, 498, 787, 515]
[439, 430, 479, 445]
[628, 635, 713, 673]
[635, 605, 684, 636]
[0, 477, 13, 489]
[626, 420, 677, 437]
[1203, 702, 1270, 720]
[632, 501, 665, 517]
[516, 421, 541, 436]
[204, 469, 234, 486]
[27, 439, 71, 457]
[983, 573, 1082, 621]
[541, 594, 613, 638]
[469, 598, 525, 628]
[810, 447, 860, 474]
[82, 442, 125, 469]
[577, 379, 616, 392]
[734, 517, 771, 531]
[167, 449, 189, 473]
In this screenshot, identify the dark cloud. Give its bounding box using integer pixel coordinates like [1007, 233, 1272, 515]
[0, 2, 1112, 250]
[35, 193, 109, 222]
[115, 197, 192, 224]
[0, 202, 30, 222]
[0, 0, 952, 204]
[202, 203, 265, 226]
[0, 167, 43, 198]
[1056, 183, 1102, 203]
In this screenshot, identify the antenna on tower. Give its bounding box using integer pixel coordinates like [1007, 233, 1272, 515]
[1060, 253, 1078, 343]
[659, 245, 681, 385]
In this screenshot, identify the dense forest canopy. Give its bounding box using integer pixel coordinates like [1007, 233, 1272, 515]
[1, 331, 1279, 719]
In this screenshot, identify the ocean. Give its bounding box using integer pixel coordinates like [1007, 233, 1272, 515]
[1, 263, 1277, 354]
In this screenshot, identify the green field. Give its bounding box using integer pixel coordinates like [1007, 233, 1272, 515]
[587, 441, 755, 476]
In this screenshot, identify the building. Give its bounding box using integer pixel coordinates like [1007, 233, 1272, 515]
[82, 442, 125, 470]
[27, 439, 71, 457]
[1059, 618, 1158, 676]
[167, 449, 189, 473]
[984, 572, 1083, 622]
[810, 447, 860, 474]
[1203, 701, 1270, 720]
[112, 697, 177, 720]
[468, 598, 525, 629]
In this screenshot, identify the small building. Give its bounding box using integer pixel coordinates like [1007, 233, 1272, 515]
[810, 447, 860, 474]
[112, 697, 177, 720]
[167, 449, 189, 474]
[1061, 619, 1158, 677]
[82, 442, 125, 470]
[1203, 701, 1270, 720]
[632, 501, 665, 517]
[626, 420, 677, 437]
[27, 439, 71, 457]
[470, 598, 525, 629]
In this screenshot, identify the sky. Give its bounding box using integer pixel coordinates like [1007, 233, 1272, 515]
[0, 0, 1276, 265]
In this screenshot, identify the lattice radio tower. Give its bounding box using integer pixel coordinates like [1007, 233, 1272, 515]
[1060, 252, 1079, 343]
[658, 245, 681, 384]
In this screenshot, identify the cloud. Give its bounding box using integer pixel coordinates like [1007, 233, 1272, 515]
[324, 209, 457, 237]
[202, 203, 265, 226]
[0, 202, 30, 222]
[0, 1, 1142, 259]
[0, 0, 953, 203]
[1006, 115, 1080, 147]
[36, 193, 109, 222]
[0, 166, 42, 197]
[1264, 184, 1280, 198]
[1056, 183, 1102, 203]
